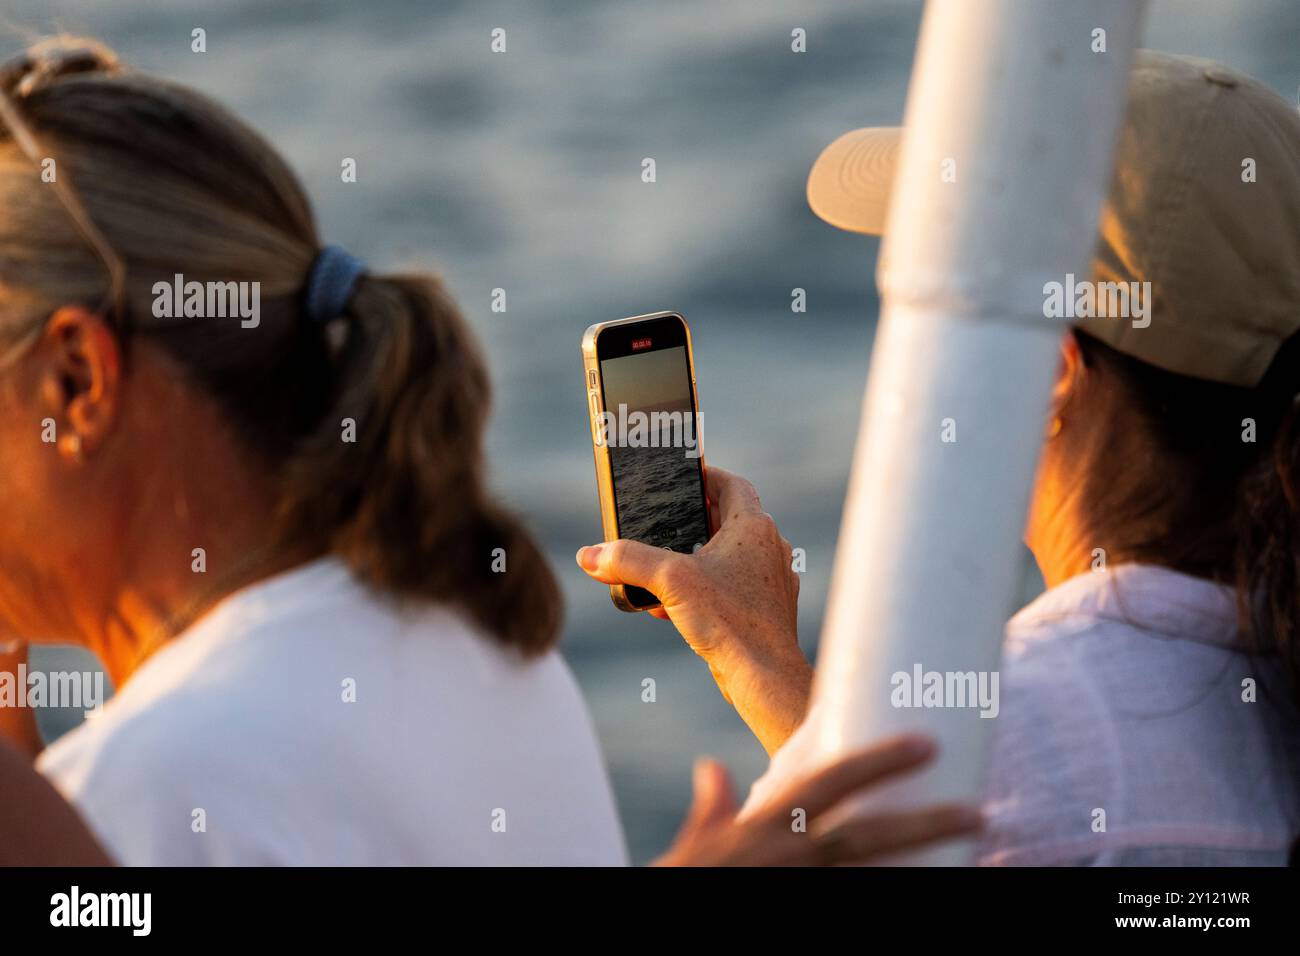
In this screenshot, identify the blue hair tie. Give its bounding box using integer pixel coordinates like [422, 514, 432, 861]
[303, 244, 366, 324]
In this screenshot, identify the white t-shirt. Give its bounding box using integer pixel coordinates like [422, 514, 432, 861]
[38, 558, 628, 866]
[747, 564, 1300, 865]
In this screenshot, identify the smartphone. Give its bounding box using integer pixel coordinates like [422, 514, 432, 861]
[582, 311, 711, 612]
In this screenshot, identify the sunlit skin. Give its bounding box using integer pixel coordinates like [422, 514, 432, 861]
[0, 737, 110, 865]
[1023, 332, 1098, 589]
[579, 466, 813, 756]
[0, 307, 311, 755]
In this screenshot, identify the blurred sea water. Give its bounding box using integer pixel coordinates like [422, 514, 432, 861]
[9, 0, 1299, 862]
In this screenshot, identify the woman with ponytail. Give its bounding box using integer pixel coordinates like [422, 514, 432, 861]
[0, 36, 618, 866]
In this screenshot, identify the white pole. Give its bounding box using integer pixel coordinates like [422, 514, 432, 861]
[809, 0, 1146, 863]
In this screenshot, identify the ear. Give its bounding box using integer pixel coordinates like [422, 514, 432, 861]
[36, 306, 123, 462]
[1051, 330, 1084, 408]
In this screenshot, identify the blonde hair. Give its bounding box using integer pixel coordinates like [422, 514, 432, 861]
[0, 36, 563, 654]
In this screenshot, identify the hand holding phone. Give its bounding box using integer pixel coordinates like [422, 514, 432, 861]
[576, 466, 811, 754]
[581, 312, 710, 611]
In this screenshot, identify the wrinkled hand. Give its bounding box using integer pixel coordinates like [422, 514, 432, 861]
[654, 735, 981, 866]
[577, 467, 811, 754]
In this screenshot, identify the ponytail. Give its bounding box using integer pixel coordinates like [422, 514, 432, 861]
[277, 274, 563, 656]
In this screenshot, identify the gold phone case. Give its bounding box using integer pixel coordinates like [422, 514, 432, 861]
[581, 311, 706, 612]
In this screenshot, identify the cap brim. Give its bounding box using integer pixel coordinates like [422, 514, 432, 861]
[806, 127, 902, 236]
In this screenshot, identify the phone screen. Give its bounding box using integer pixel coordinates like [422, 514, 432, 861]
[597, 316, 709, 607]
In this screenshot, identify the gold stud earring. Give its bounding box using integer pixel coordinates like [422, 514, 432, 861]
[1046, 416, 1063, 440]
[60, 433, 84, 462]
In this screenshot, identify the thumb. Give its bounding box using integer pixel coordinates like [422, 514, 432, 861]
[680, 758, 738, 836]
[575, 538, 683, 592]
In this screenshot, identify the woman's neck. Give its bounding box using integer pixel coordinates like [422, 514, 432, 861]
[94, 536, 314, 688]
[82, 440, 315, 688]
[1027, 479, 1098, 590]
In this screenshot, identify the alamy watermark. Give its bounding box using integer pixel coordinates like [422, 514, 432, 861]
[890, 664, 999, 718]
[595, 403, 701, 459]
[50, 886, 151, 936]
[1043, 272, 1151, 328]
[152, 274, 260, 328]
[0, 665, 105, 716]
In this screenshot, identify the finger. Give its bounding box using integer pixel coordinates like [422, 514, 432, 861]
[756, 734, 936, 823]
[575, 539, 685, 592]
[678, 758, 738, 837]
[815, 803, 983, 865]
[647, 607, 671, 621]
[704, 467, 763, 523]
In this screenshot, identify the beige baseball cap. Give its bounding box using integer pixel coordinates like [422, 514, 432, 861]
[807, 50, 1300, 388]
